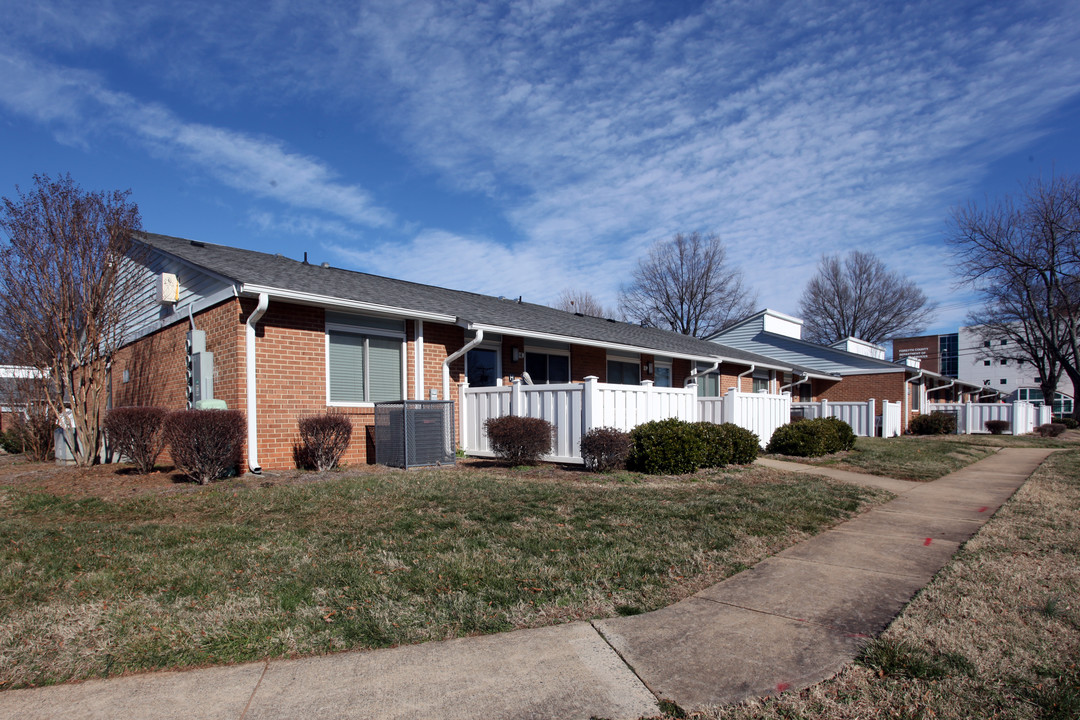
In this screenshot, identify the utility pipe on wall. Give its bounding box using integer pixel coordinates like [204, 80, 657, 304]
[246, 293, 269, 474]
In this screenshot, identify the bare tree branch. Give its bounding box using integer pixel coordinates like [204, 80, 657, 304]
[619, 232, 756, 337]
[552, 288, 613, 318]
[0, 173, 142, 465]
[798, 250, 936, 345]
[948, 173, 1080, 418]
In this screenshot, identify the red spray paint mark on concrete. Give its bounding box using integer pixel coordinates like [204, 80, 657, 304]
[776, 682, 791, 692]
[924, 538, 933, 546]
[977, 506, 989, 513]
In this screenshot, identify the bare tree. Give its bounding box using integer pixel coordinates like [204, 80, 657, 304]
[0, 173, 142, 465]
[619, 232, 756, 337]
[798, 250, 936, 345]
[949, 173, 1080, 418]
[553, 288, 613, 317]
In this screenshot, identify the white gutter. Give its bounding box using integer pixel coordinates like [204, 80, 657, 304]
[239, 284, 456, 324]
[442, 329, 484, 401]
[685, 361, 719, 387]
[246, 293, 269, 474]
[780, 372, 810, 392]
[466, 321, 792, 371]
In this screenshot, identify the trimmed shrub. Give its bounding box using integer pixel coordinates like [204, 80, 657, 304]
[909, 411, 957, 435]
[821, 416, 857, 452]
[628, 418, 706, 475]
[484, 415, 553, 466]
[165, 409, 245, 484]
[1055, 416, 1079, 430]
[580, 426, 632, 472]
[766, 417, 855, 457]
[294, 413, 353, 470]
[104, 406, 168, 473]
[721, 423, 760, 465]
[1036, 423, 1066, 438]
[693, 422, 733, 468]
[984, 419, 1009, 435]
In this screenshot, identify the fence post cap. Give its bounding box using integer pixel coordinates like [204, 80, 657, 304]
[640, 380, 654, 387]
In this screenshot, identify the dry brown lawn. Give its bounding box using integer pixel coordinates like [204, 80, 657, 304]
[691, 449, 1080, 720]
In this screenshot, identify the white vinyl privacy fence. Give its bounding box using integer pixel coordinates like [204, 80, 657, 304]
[882, 401, 902, 438]
[461, 377, 789, 463]
[718, 389, 791, 448]
[792, 399, 877, 437]
[929, 401, 1046, 435]
[461, 377, 698, 463]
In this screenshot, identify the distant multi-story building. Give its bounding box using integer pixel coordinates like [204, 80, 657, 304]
[892, 334, 958, 377]
[892, 327, 1074, 415]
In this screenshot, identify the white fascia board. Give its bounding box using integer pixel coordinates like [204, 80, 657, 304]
[239, 284, 457, 323]
[464, 322, 791, 370]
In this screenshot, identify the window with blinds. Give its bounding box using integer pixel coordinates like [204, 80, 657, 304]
[328, 330, 403, 404]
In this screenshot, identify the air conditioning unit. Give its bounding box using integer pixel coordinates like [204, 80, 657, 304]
[374, 401, 456, 469]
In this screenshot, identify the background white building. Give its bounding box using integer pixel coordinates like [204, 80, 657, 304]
[956, 326, 1074, 415]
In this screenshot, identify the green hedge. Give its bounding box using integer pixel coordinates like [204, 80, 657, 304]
[628, 419, 758, 474]
[909, 411, 957, 435]
[766, 417, 856, 457]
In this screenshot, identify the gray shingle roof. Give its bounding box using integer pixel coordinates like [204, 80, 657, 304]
[139, 232, 801, 370]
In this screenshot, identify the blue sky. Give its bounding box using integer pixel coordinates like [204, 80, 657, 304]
[2, 1, 1079, 334]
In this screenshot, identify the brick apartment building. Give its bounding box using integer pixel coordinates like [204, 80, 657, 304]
[114, 233, 799, 471]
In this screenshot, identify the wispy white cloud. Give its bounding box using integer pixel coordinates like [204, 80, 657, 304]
[0, 51, 395, 229]
[3, 1, 1079, 324]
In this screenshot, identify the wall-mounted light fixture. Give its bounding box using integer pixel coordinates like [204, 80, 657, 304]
[644, 362, 654, 374]
[512, 347, 521, 362]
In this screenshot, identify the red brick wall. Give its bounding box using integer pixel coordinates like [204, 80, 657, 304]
[817, 372, 906, 407]
[112, 298, 247, 465]
[571, 344, 606, 381]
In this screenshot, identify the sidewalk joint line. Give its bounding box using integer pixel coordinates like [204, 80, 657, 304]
[589, 621, 663, 708]
[238, 659, 269, 720]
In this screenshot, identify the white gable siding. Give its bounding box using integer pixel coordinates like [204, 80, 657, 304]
[119, 248, 235, 342]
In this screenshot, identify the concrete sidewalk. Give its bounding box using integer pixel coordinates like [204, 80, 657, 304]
[1, 449, 1054, 720]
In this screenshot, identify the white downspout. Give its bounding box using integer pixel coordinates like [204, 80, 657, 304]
[443, 329, 484, 401]
[926, 379, 956, 395]
[737, 364, 755, 392]
[905, 370, 925, 430]
[246, 293, 269, 474]
[780, 372, 809, 392]
[685, 361, 719, 387]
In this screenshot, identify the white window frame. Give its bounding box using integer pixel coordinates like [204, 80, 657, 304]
[325, 321, 407, 407]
